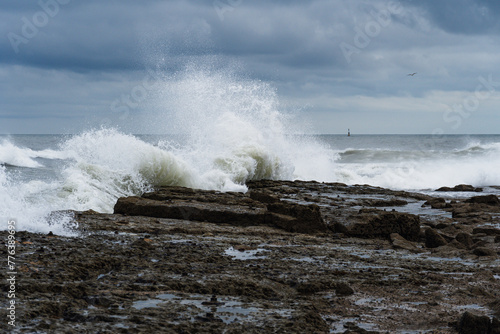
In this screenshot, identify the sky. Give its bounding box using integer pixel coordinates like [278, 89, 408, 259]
[1, 0, 500, 134]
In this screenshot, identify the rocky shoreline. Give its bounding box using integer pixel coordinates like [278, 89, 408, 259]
[2, 180, 500, 333]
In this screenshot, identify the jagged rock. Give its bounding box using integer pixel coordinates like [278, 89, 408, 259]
[456, 232, 474, 249]
[425, 228, 448, 248]
[390, 233, 423, 252]
[114, 186, 328, 234]
[473, 247, 497, 257]
[473, 227, 500, 236]
[466, 195, 500, 206]
[424, 198, 447, 209]
[436, 184, 482, 192]
[457, 311, 492, 334]
[451, 203, 498, 219]
[335, 282, 354, 296]
[341, 210, 420, 241]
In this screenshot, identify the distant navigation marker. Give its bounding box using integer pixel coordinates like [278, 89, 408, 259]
[348, 128, 350, 137]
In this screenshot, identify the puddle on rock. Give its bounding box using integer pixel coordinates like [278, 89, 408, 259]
[224, 247, 269, 260]
[131, 293, 293, 324]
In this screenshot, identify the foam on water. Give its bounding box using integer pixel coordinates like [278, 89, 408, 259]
[2, 64, 500, 234]
[0, 139, 64, 168]
[331, 140, 500, 190]
[0, 67, 336, 234]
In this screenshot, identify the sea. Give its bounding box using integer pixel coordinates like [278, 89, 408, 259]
[1, 131, 500, 235]
[1, 69, 499, 235]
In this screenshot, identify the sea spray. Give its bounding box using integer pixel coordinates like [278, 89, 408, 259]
[0, 66, 337, 233]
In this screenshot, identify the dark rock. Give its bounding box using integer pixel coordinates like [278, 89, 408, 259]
[456, 232, 474, 249]
[361, 198, 408, 207]
[344, 211, 420, 241]
[490, 300, 500, 317]
[424, 198, 447, 209]
[130, 238, 154, 249]
[248, 190, 279, 204]
[436, 184, 482, 192]
[466, 195, 500, 206]
[114, 186, 328, 234]
[473, 227, 500, 236]
[266, 202, 327, 233]
[473, 247, 497, 257]
[390, 233, 422, 252]
[335, 282, 354, 296]
[492, 318, 500, 334]
[457, 311, 491, 334]
[425, 228, 448, 248]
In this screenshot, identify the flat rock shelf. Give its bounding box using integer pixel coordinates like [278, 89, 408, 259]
[1, 180, 500, 333]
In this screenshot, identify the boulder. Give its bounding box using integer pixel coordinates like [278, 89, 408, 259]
[390, 233, 423, 252]
[334, 282, 354, 296]
[473, 247, 497, 257]
[457, 311, 493, 334]
[455, 232, 474, 249]
[466, 195, 500, 206]
[473, 227, 500, 236]
[425, 228, 448, 248]
[424, 198, 447, 209]
[341, 210, 420, 241]
[436, 184, 482, 192]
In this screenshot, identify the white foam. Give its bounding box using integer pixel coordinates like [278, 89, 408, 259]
[0, 67, 336, 233]
[332, 141, 500, 190]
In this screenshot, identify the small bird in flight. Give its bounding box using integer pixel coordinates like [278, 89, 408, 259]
[407, 72, 417, 76]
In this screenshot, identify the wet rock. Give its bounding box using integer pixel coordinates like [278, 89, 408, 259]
[114, 187, 328, 234]
[291, 307, 330, 333]
[343, 322, 380, 334]
[361, 198, 408, 207]
[473, 247, 497, 257]
[456, 232, 474, 249]
[492, 318, 500, 334]
[390, 233, 422, 253]
[343, 211, 420, 241]
[457, 311, 492, 334]
[466, 195, 500, 206]
[436, 184, 482, 192]
[335, 282, 355, 296]
[473, 227, 500, 236]
[425, 228, 448, 248]
[248, 190, 279, 204]
[266, 202, 327, 233]
[490, 300, 500, 317]
[130, 238, 154, 249]
[424, 198, 447, 209]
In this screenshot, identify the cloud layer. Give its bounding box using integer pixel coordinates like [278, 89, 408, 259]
[1, 0, 499, 134]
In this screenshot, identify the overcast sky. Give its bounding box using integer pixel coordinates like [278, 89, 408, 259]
[1, 0, 499, 134]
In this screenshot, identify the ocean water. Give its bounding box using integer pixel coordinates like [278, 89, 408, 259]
[1, 69, 500, 234]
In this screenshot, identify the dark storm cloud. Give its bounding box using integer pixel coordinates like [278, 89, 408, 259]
[400, 0, 500, 34]
[1, 0, 500, 134]
[0, 0, 353, 72]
